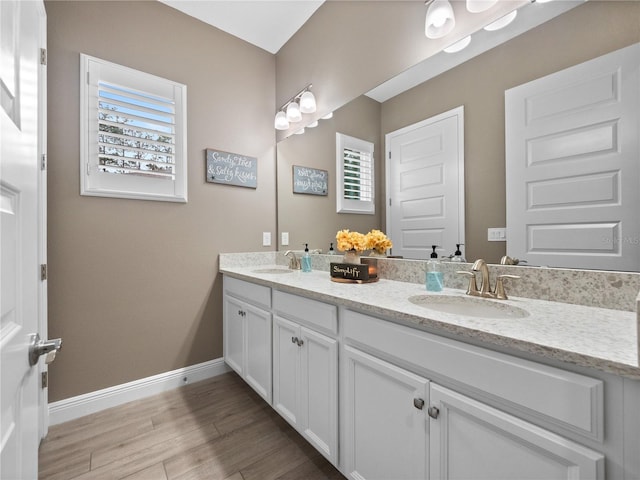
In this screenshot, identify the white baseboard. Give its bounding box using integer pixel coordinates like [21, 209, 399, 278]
[48, 357, 230, 426]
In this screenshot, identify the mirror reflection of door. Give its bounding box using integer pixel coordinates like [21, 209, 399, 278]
[506, 43, 640, 271]
[386, 106, 465, 260]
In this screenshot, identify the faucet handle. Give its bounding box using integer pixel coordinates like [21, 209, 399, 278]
[494, 274, 520, 300]
[457, 271, 479, 296]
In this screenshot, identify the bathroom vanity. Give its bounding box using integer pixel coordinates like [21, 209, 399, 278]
[220, 253, 640, 480]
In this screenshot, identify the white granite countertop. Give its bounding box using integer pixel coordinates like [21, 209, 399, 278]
[220, 264, 640, 379]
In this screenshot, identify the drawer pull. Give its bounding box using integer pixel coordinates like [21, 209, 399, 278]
[428, 406, 440, 419]
[413, 398, 425, 410]
[291, 336, 304, 347]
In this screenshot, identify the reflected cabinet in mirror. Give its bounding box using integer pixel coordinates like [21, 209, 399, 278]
[276, 1, 640, 270]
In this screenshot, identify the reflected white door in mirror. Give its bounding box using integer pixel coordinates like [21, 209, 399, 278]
[386, 106, 465, 260]
[506, 43, 640, 271]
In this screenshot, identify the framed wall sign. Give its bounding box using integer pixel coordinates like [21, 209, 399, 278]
[293, 165, 328, 196]
[206, 149, 257, 188]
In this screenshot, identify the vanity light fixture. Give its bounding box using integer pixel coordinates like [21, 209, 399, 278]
[425, 0, 456, 39]
[483, 10, 518, 31]
[444, 35, 471, 53]
[321, 112, 333, 120]
[307, 120, 319, 128]
[466, 0, 498, 13]
[274, 111, 289, 130]
[286, 101, 302, 122]
[274, 84, 316, 131]
[294, 128, 305, 135]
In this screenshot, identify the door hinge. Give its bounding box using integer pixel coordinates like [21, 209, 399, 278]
[41, 154, 47, 171]
[41, 371, 48, 389]
[40, 48, 47, 66]
[41, 264, 48, 281]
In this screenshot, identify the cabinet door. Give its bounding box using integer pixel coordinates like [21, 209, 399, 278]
[223, 295, 244, 375]
[244, 304, 272, 403]
[343, 346, 429, 480]
[429, 384, 604, 480]
[300, 326, 338, 464]
[273, 315, 300, 427]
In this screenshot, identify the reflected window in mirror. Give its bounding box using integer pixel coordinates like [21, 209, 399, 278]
[336, 133, 375, 214]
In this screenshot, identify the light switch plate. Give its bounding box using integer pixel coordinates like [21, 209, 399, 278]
[281, 232, 289, 246]
[262, 232, 271, 246]
[487, 228, 506, 242]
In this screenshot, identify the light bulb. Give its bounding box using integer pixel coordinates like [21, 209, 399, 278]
[425, 0, 455, 39]
[299, 91, 317, 114]
[274, 111, 289, 130]
[286, 101, 302, 122]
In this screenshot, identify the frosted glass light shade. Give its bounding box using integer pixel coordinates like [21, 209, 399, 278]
[484, 10, 517, 31]
[286, 101, 302, 122]
[299, 91, 317, 114]
[466, 0, 498, 13]
[425, 0, 455, 39]
[321, 112, 333, 120]
[307, 120, 319, 128]
[444, 36, 471, 53]
[274, 111, 289, 130]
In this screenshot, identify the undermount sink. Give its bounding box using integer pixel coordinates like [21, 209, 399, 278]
[408, 294, 529, 319]
[252, 268, 293, 275]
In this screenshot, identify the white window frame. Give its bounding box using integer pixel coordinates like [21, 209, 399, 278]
[336, 132, 375, 215]
[80, 54, 187, 202]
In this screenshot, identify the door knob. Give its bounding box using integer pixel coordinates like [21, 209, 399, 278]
[29, 333, 62, 366]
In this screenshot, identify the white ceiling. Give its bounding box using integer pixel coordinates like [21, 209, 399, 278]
[158, 0, 325, 54]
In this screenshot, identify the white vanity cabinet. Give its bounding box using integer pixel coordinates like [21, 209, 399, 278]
[342, 309, 605, 480]
[223, 276, 272, 403]
[272, 290, 339, 465]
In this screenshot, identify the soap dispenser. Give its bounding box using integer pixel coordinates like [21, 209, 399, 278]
[301, 244, 312, 272]
[451, 244, 466, 263]
[426, 245, 444, 292]
[329, 242, 335, 255]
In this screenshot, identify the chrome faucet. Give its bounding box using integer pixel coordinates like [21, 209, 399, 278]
[284, 250, 301, 270]
[457, 259, 520, 300]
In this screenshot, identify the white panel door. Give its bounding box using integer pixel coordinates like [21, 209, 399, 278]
[429, 384, 604, 480]
[299, 326, 338, 464]
[343, 346, 429, 480]
[223, 295, 244, 375]
[272, 315, 300, 427]
[244, 304, 272, 403]
[1, 1, 46, 478]
[506, 43, 640, 270]
[387, 106, 464, 259]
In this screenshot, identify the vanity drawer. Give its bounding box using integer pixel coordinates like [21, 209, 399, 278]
[343, 309, 604, 442]
[273, 290, 337, 336]
[224, 276, 271, 310]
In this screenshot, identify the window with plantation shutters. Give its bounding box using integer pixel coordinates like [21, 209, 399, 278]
[80, 54, 187, 202]
[336, 133, 375, 214]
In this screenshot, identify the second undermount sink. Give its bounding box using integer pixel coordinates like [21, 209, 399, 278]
[252, 268, 293, 275]
[408, 294, 529, 319]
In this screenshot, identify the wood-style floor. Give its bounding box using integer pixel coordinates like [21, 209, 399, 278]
[39, 372, 345, 480]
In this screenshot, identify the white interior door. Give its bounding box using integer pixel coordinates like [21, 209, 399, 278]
[1, 1, 47, 478]
[386, 106, 464, 259]
[505, 43, 640, 271]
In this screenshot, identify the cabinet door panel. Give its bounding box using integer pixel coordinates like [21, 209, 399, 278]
[344, 346, 429, 480]
[273, 315, 300, 426]
[223, 295, 244, 375]
[430, 384, 604, 480]
[300, 327, 338, 464]
[245, 304, 272, 403]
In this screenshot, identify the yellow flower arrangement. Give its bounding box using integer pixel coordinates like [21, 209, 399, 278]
[366, 229, 393, 254]
[336, 229, 368, 252]
[336, 229, 393, 254]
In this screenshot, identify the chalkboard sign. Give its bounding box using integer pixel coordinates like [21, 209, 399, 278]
[206, 149, 257, 188]
[292, 165, 328, 196]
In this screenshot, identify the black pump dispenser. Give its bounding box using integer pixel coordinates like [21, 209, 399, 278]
[304, 243, 309, 253]
[454, 244, 462, 256]
[430, 245, 438, 259]
[329, 242, 335, 254]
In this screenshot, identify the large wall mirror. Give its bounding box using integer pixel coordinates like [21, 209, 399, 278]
[276, 1, 640, 270]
